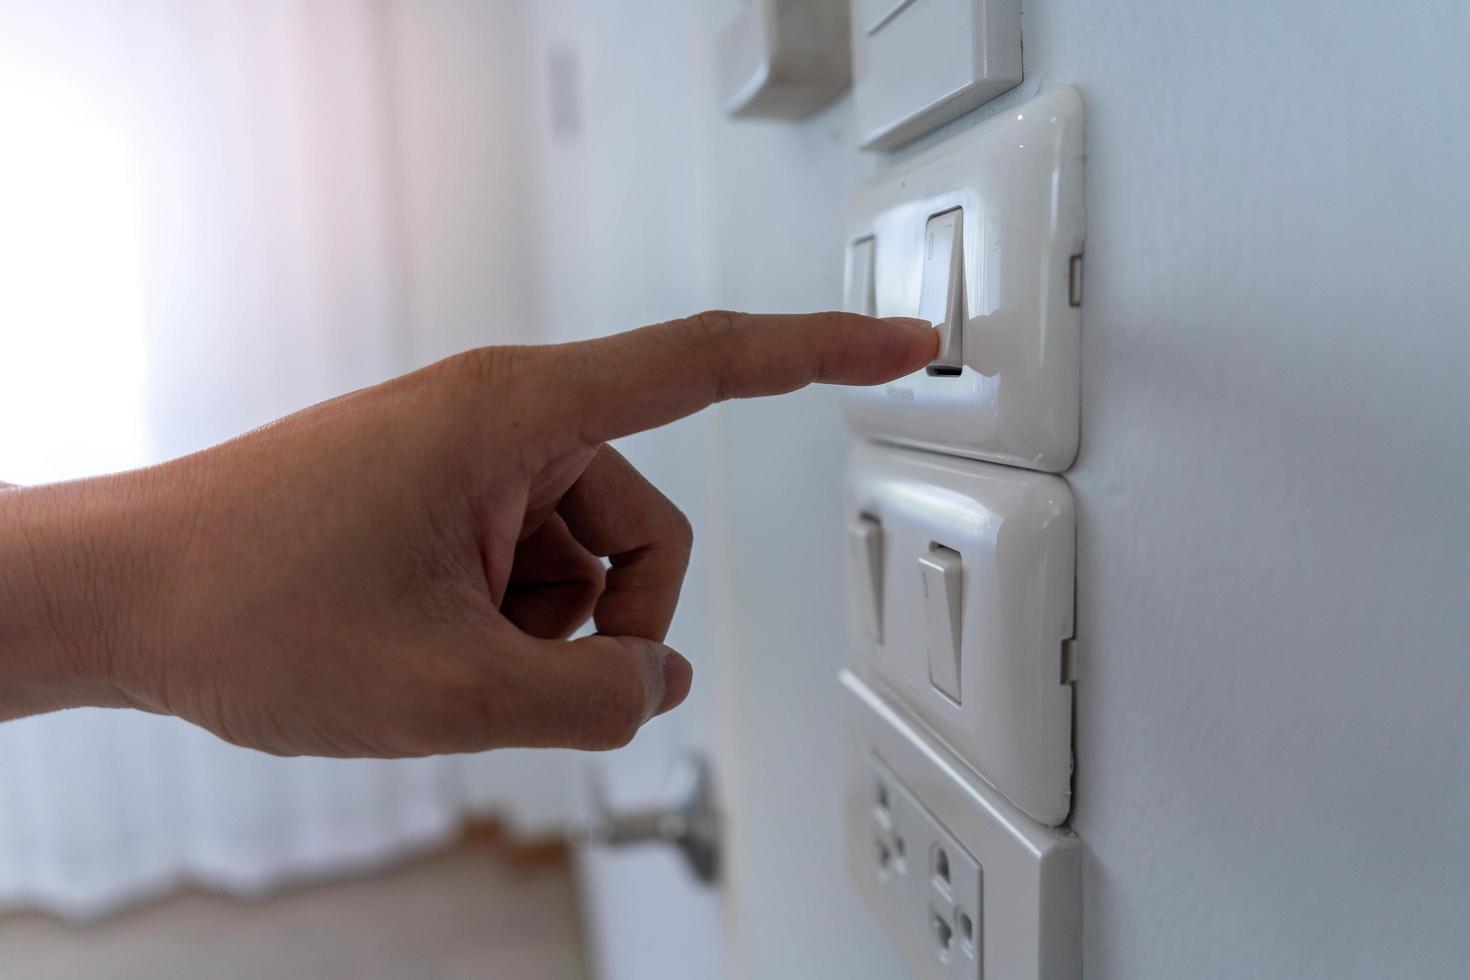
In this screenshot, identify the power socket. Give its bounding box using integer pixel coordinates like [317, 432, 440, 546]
[871, 757, 983, 978]
[842, 670, 1080, 980]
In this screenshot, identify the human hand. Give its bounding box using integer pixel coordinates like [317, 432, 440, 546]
[0, 312, 935, 756]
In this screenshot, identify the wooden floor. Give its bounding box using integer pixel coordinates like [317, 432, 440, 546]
[0, 832, 588, 980]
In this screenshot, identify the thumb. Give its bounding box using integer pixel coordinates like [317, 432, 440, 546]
[505, 633, 692, 750]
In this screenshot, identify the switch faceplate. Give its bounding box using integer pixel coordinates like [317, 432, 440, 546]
[846, 443, 1076, 827]
[843, 671, 1080, 980]
[842, 87, 1086, 473]
[851, 0, 1022, 150]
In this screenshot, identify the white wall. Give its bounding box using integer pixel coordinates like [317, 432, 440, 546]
[705, 1, 1470, 976]
[514, 4, 732, 978]
[586, 1, 1470, 977]
[502, 0, 1470, 976]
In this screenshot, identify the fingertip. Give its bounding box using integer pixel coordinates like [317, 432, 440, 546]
[879, 317, 939, 371]
[654, 651, 693, 716]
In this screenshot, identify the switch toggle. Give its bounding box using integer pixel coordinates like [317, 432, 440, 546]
[917, 209, 964, 375]
[918, 545, 963, 703]
[848, 515, 884, 642]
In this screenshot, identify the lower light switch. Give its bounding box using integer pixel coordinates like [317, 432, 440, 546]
[845, 443, 1076, 827]
[849, 515, 884, 642]
[918, 546, 963, 703]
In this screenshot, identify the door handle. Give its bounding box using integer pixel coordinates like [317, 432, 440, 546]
[585, 752, 721, 886]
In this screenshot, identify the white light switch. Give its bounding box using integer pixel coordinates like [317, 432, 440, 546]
[917, 210, 964, 375]
[718, 0, 852, 120]
[848, 514, 884, 642]
[918, 546, 963, 702]
[842, 87, 1086, 473]
[851, 0, 1022, 149]
[846, 443, 1076, 827]
[844, 236, 877, 317]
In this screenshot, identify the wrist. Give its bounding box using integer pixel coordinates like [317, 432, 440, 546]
[0, 469, 184, 719]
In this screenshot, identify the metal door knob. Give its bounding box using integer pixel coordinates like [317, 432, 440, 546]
[585, 752, 720, 885]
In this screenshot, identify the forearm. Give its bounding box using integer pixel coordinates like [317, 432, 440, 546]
[0, 472, 180, 720]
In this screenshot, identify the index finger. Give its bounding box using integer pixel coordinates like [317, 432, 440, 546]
[551, 311, 936, 445]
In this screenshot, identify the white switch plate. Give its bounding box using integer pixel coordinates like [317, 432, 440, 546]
[718, 0, 852, 119]
[851, 0, 1022, 150]
[846, 442, 1075, 826]
[843, 671, 1080, 980]
[842, 86, 1086, 473]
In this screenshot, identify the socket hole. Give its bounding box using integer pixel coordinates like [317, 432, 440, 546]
[875, 838, 892, 874]
[875, 781, 889, 812]
[933, 845, 951, 887]
[956, 908, 974, 948]
[931, 908, 953, 952]
[893, 834, 906, 860]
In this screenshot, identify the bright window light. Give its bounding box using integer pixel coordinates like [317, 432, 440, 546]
[0, 69, 150, 485]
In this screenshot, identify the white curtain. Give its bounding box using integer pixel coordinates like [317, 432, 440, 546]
[0, 0, 570, 920]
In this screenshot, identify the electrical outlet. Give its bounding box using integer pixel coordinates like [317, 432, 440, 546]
[870, 757, 983, 978]
[843, 670, 1080, 980]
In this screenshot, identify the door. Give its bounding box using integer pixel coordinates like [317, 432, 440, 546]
[518, 4, 730, 978]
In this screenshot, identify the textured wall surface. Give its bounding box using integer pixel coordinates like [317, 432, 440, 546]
[514, 1, 1470, 977]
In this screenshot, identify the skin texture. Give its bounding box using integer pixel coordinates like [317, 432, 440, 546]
[0, 311, 936, 757]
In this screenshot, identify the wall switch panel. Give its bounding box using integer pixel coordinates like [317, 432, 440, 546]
[843, 671, 1080, 980]
[846, 442, 1075, 826]
[842, 86, 1085, 473]
[718, 0, 852, 119]
[851, 0, 1022, 150]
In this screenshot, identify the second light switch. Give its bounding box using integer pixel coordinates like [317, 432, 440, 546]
[918, 546, 963, 703]
[846, 442, 1076, 827]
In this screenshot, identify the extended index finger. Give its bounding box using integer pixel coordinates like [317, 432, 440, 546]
[552, 311, 936, 445]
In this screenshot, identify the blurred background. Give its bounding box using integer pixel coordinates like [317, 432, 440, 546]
[0, 2, 704, 977]
[2, 1, 1469, 979]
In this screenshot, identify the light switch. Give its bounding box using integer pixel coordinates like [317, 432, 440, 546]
[842, 86, 1086, 473]
[917, 209, 963, 375]
[848, 514, 884, 642]
[918, 546, 963, 702]
[846, 443, 1076, 826]
[717, 0, 851, 120]
[851, 0, 1022, 150]
[845, 236, 876, 316]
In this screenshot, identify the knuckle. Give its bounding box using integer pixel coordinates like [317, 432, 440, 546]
[442, 345, 503, 394]
[409, 663, 492, 753]
[444, 344, 544, 407]
[685, 311, 738, 402]
[668, 505, 695, 555]
[573, 550, 609, 589]
[434, 345, 565, 456]
[578, 647, 653, 750]
[688, 309, 737, 343]
[600, 683, 648, 747]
